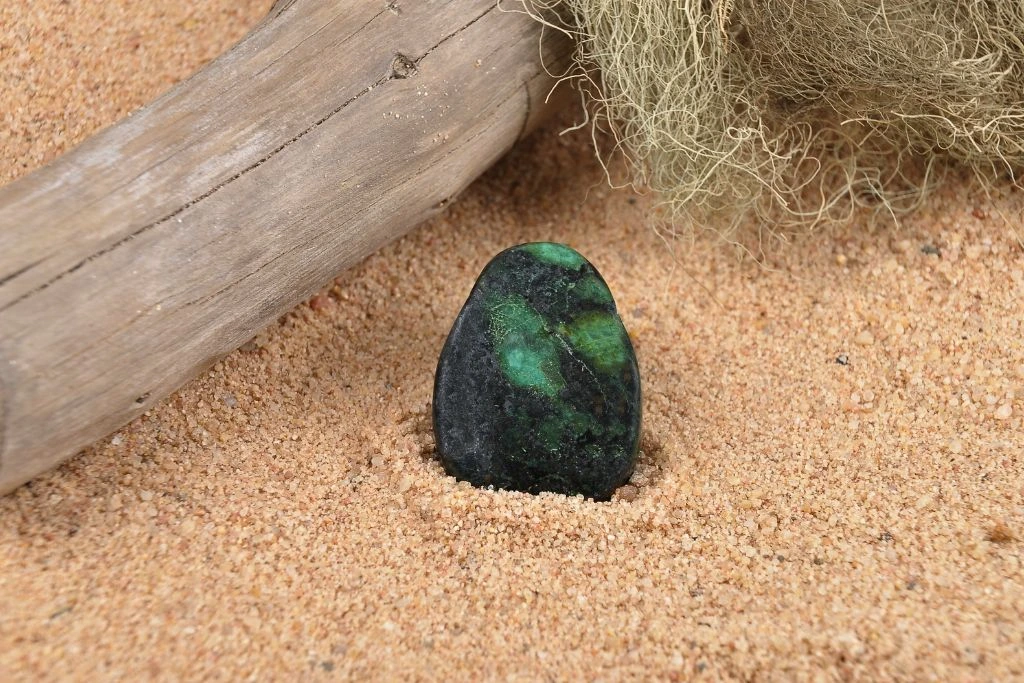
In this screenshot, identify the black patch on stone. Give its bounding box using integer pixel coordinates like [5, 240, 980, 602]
[432, 243, 642, 501]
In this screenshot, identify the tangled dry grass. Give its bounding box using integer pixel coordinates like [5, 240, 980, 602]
[525, 0, 1024, 236]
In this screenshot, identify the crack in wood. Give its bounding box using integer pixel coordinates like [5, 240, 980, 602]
[271, 0, 299, 19]
[182, 242, 306, 310]
[254, 5, 390, 82]
[6, 7, 390, 277]
[0, 259, 43, 287]
[0, 2, 499, 316]
[184, 72, 527, 314]
[416, 3, 497, 64]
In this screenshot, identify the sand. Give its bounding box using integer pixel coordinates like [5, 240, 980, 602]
[1, 2, 1022, 680]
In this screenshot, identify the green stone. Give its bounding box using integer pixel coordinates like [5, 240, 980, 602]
[432, 242, 641, 500]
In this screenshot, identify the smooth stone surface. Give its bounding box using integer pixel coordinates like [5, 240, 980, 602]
[433, 242, 641, 500]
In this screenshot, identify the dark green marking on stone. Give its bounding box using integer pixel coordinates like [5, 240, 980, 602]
[519, 242, 586, 270]
[559, 311, 630, 376]
[489, 293, 565, 398]
[432, 242, 642, 501]
[569, 274, 614, 306]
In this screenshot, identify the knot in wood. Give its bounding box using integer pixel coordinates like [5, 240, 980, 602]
[391, 54, 417, 79]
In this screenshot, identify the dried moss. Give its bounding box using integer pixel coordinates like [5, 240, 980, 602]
[525, 0, 1024, 234]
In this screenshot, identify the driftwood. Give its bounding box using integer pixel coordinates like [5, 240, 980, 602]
[0, 0, 571, 494]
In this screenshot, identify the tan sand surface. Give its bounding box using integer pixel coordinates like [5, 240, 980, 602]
[1, 2, 1022, 680]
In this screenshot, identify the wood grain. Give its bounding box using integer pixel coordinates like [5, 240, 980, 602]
[0, 0, 571, 494]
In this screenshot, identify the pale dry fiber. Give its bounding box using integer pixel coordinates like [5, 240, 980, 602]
[1, 2, 1023, 681]
[530, 0, 1024, 234]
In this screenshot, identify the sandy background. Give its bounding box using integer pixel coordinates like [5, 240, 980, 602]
[2, 1, 1023, 680]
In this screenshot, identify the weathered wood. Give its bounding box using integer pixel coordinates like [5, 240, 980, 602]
[0, 0, 572, 494]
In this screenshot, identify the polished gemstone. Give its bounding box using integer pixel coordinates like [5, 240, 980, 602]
[432, 242, 641, 500]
